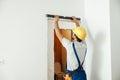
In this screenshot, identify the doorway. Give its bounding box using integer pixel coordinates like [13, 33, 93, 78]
[47, 15, 78, 80]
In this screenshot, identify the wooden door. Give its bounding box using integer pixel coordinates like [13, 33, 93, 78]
[54, 29, 72, 73]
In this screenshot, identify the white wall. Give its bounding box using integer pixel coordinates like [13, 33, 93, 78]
[0, 0, 84, 80]
[0, 0, 47, 80]
[84, 0, 111, 80]
[110, 0, 120, 80]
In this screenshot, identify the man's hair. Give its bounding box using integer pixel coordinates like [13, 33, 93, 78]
[74, 34, 82, 42]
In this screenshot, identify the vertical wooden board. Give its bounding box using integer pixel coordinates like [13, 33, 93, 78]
[54, 30, 62, 63]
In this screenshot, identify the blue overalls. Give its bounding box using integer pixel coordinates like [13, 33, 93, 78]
[66, 43, 87, 80]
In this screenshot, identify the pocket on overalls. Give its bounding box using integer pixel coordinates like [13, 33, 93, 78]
[72, 70, 87, 80]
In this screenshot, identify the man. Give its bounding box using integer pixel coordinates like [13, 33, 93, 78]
[54, 16, 87, 80]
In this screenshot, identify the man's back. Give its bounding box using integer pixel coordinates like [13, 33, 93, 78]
[62, 38, 87, 71]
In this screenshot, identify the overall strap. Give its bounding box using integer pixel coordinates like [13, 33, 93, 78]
[72, 42, 87, 68]
[72, 43, 81, 67]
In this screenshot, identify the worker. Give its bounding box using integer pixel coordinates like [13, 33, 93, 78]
[54, 16, 87, 80]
